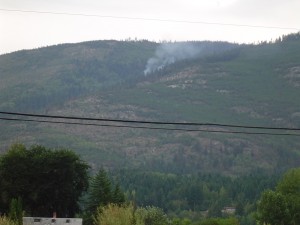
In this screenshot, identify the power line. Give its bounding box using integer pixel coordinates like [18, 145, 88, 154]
[0, 8, 299, 31]
[0, 117, 299, 136]
[0, 111, 299, 131]
[0, 111, 299, 136]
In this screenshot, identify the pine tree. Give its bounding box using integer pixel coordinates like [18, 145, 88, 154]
[113, 183, 125, 205]
[8, 197, 23, 225]
[87, 168, 112, 213]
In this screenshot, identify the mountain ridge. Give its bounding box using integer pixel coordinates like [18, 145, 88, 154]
[0, 34, 300, 175]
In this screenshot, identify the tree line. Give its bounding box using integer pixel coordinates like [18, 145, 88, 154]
[0, 143, 299, 225]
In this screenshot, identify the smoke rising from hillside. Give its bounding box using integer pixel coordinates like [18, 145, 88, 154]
[143, 42, 203, 75]
[143, 41, 238, 75]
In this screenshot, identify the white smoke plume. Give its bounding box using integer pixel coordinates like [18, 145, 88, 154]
[143, 41, 237, 75]
[143, 42, 204, 75]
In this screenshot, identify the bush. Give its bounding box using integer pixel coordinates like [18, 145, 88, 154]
[93, 203, 169, 225]
[199, 217, 239, 225]
[135, 206, 169, 225]
[0, 216, 17, 225]
[94, 204, 136, 225]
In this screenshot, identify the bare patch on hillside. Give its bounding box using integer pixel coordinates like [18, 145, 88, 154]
[284, 66, 300, 87]
[231, 106, 264, 119]
[160, 67, 200, 82]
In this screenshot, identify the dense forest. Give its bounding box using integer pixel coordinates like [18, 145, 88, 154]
[1, 144, 299, 225]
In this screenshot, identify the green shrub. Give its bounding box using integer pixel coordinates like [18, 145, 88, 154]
[0, 216, 17, 225]
[94, 203, 136, 225]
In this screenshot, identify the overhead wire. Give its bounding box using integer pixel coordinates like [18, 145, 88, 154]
[0, 8, 299, 31]
[0, 112, 299, 136]
[0, 111, 299, 131]
[0, 117, 299, 136]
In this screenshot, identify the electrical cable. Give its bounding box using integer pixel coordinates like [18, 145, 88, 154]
[0, 117, 299, 137]
[0, 8, 299, 31]
[1, 117, 299, 136]
[0, 111, 299, 131]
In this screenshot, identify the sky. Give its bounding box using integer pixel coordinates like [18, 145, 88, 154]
[0, 0, 300, 54]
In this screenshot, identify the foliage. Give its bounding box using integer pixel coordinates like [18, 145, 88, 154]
[94, 203, 169, 225]
[199, 217, 239, 225]
[84, 168, 125, 225]
[94, 204, 135, 225]
[8, 197, 22, 225]
[112, 184, 126, 205]
[170, 218, 191, 225]
[0, 143, 89, 217]
[86, 168, 125, 211]
[207, 201, 222, 218]
[256, 190, 290, 225]
[276, 168, 300, 225]
[113, 170, 282, 225]
[87, 169, 113, 214]
[256, 167, 300, 225]
[0, 216, 17, 225]
[118, 170, 278, 215]
[135, 206, 169, 225]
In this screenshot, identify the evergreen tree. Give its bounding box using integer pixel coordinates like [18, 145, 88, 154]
[85, 169, 126, 225]
[112, 183, 125, 205]
[8, 197, 22, 225]
[207, 201, 222, 218]
[87, 168, 113, 213]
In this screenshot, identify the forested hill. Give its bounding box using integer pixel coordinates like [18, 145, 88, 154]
[0, 33, 300, 175]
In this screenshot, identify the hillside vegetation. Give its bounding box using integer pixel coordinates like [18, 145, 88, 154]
[0, 34, 300, 175]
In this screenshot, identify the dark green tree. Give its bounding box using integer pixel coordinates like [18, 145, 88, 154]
[86, 168, 113, 213]
[0, 143, 89, 217]
[112, 183, 126, 205]
[185, 184, 203, 211]
[207, 201, 222, 218]
[235, 201, 244, 216]
[276, 168, 300, 225]
[256, 190, 290, 225]
[256, 168, 300, 225]
[8, 197, 23, 225]
[84, 168, 126, 225]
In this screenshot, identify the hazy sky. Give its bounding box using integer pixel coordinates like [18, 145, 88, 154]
[1, 0, 299, 54]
